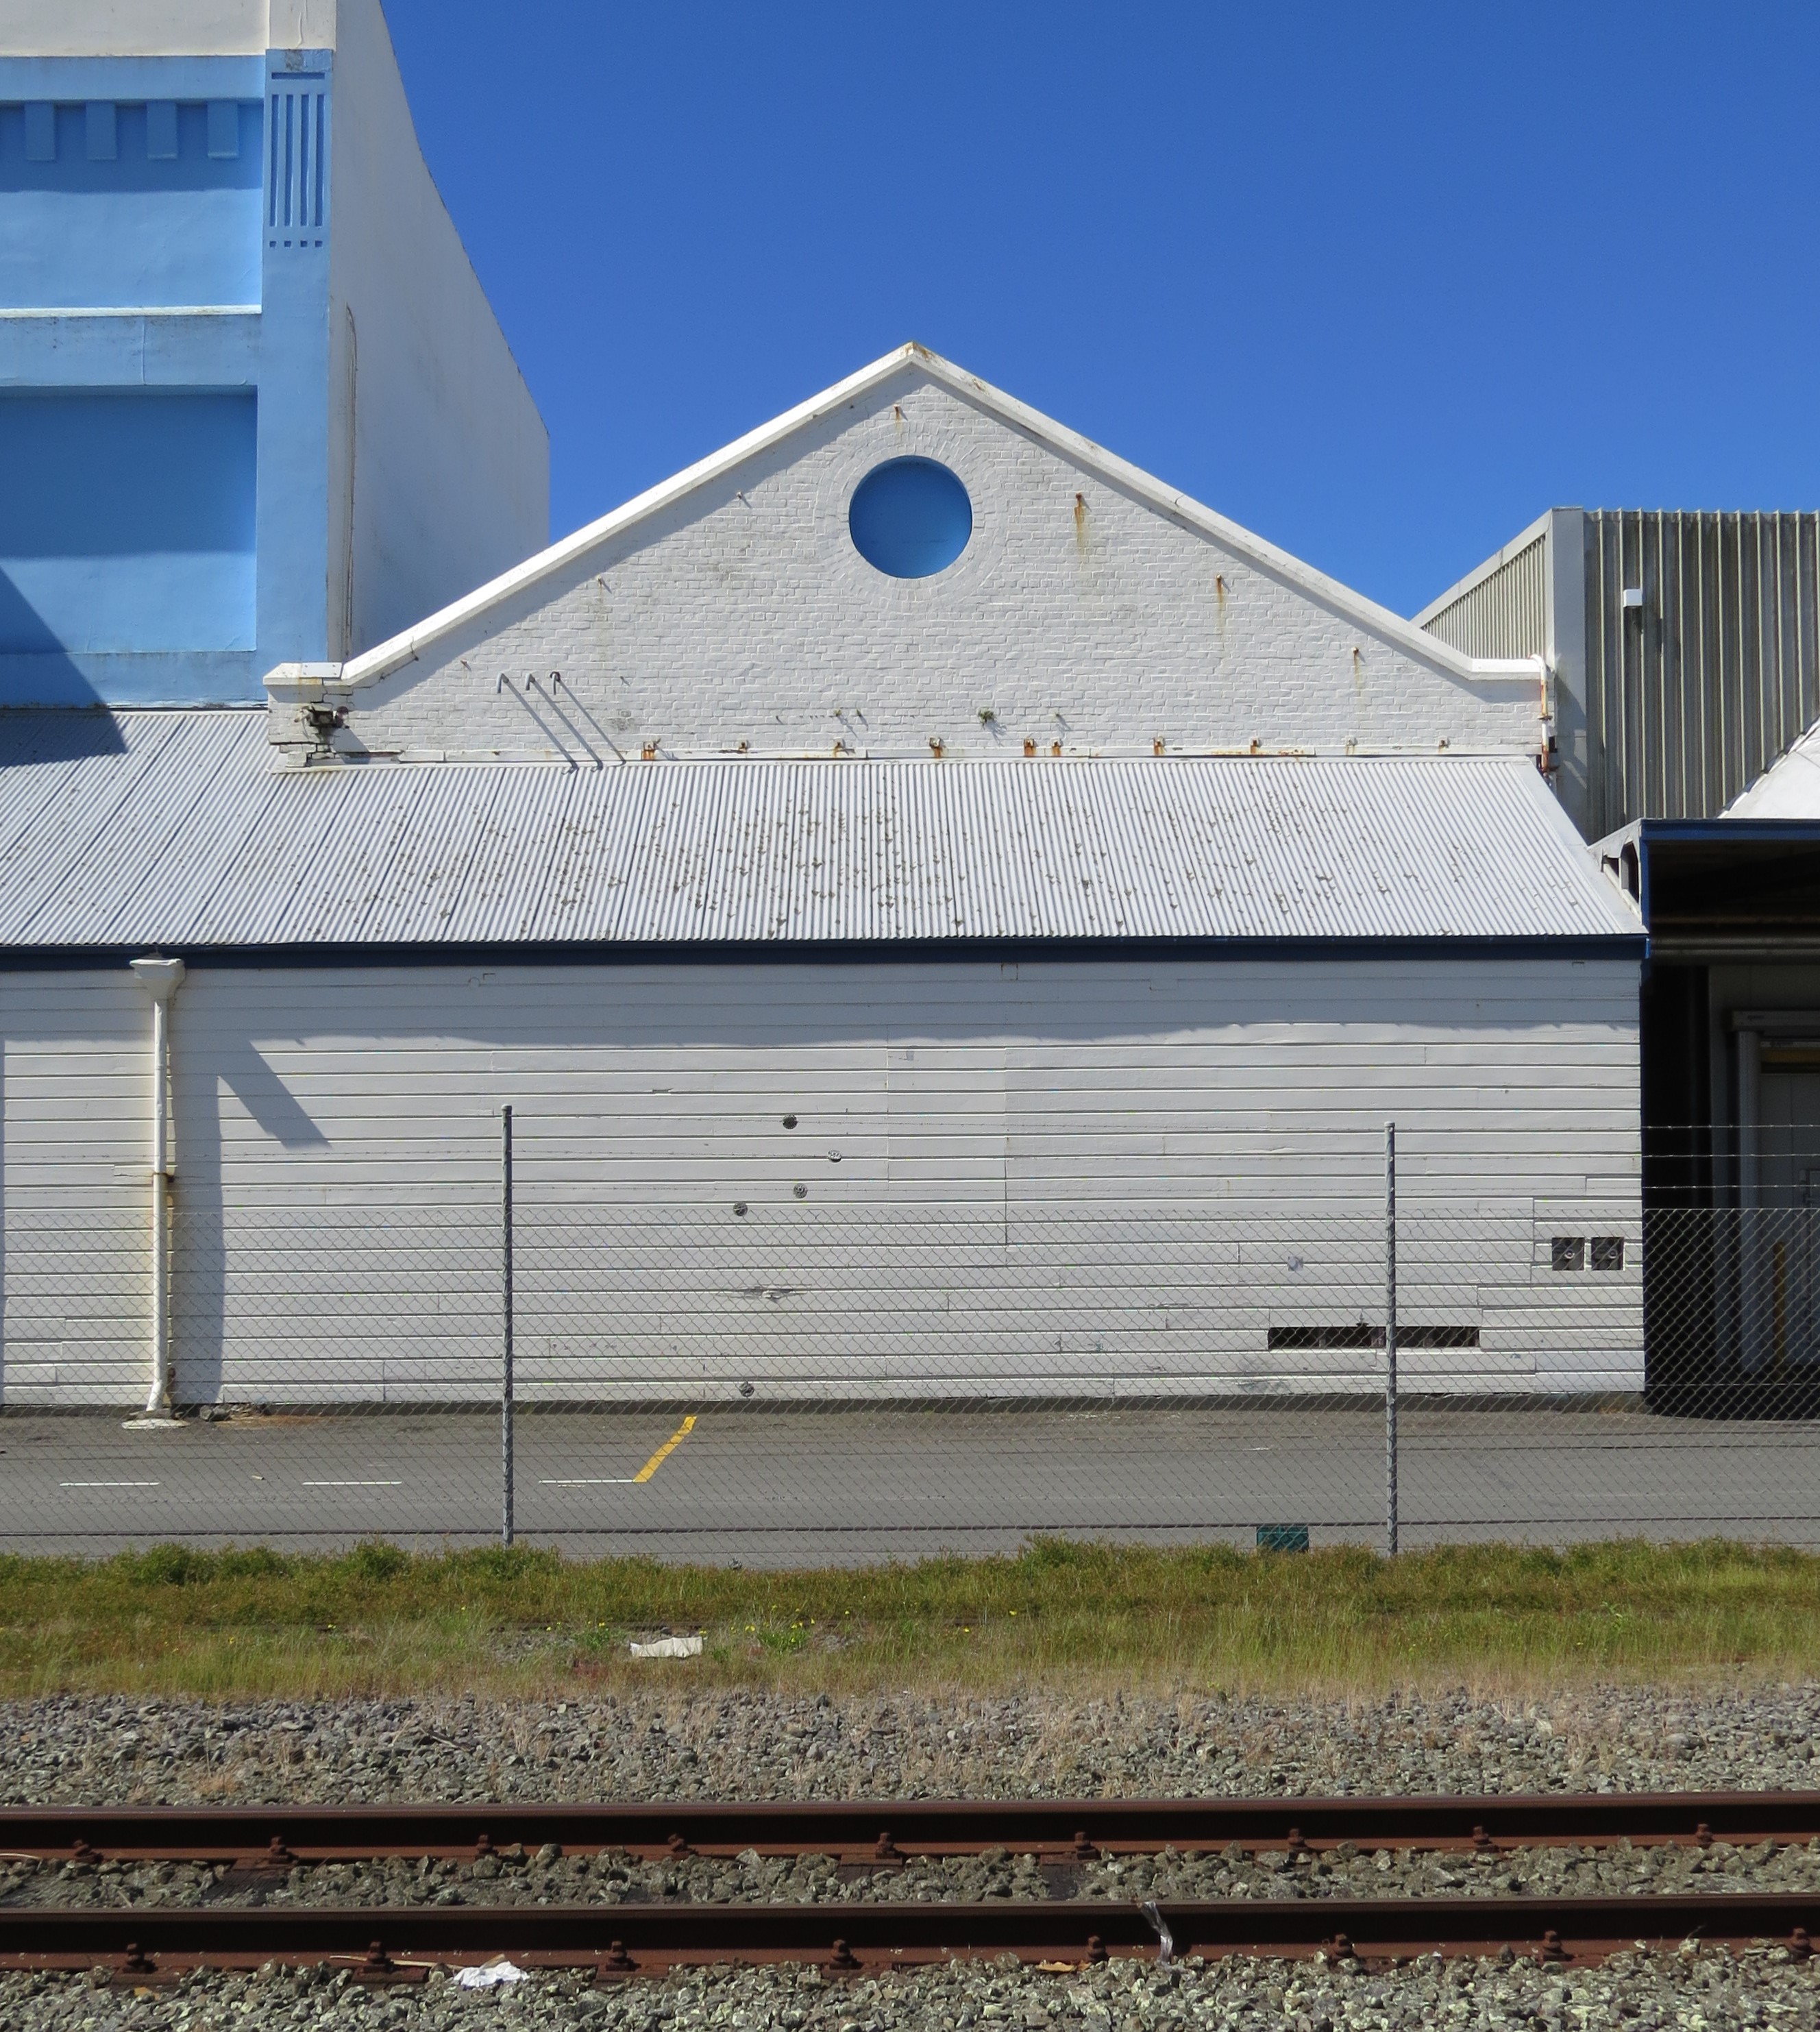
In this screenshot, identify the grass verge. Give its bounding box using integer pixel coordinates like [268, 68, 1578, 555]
[1, 1538, 1817, 1702]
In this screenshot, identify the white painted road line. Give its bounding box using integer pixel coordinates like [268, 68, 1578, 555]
[539, 1477, 639, 1485]
[60, 1480, 160, 1489]
[302, 1480, 404, 1487]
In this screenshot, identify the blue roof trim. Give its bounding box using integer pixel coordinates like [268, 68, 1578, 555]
[1637, 818, 1820, 843]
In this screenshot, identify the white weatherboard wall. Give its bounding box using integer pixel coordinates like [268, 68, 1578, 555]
[0, 972, 149, 1401]
[304, 357, 1544, 767]
[0, 958, 1642, 1407]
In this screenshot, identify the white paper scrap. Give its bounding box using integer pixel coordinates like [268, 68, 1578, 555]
[456, 1960, 526, 1989]
[629, 1634, 703, 1658]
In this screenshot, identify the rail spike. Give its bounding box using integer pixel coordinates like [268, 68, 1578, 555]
[352, 1939, 428, 1989]
[112, 1940, 182, 1989]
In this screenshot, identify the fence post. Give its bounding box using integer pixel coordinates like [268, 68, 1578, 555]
[1384, 1119, 1398, 1558]
[502, 1103, 515, 1548]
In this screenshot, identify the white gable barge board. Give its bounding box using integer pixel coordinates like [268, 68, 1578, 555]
[266, 347, 1547, 766]
[0, 713, 1640, 951]
[0, 956, 1641, 1407]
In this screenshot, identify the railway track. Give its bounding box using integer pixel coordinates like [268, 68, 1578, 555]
[4, 1790, 1816, 1861]
[3, 1795, 1817, 1984]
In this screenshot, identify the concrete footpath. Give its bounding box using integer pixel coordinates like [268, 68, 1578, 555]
[1, 1403, 1816, 1563]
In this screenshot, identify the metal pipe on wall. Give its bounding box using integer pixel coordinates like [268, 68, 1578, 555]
[1737, 1028, 1764, 1373]
[1384, 1121, 1399, 1558]
[502, 1103, 515, 1547]
[129, 957, 186, 1418]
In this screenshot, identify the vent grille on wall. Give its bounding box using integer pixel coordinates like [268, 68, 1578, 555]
[267, 82, 325, 243]
[1266, 1324, 1481, 1350]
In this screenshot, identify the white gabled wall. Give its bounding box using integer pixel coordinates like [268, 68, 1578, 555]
[319, 363, 1542, 766]
[0, 957, 1640, 1406]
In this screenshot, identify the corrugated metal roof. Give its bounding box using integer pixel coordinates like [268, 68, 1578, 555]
[0, 710, 1640, 949]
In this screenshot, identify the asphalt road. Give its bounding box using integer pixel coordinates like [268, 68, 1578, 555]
[1, 1404, 1816, 1562]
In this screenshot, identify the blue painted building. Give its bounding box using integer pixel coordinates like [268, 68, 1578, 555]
[0, 0, 548, 706]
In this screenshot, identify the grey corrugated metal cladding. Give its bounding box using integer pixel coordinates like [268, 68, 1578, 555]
[1584, 511, 1820, 836]
[1421, 510, 1820, 837]
[1423, 536, 1549, 661]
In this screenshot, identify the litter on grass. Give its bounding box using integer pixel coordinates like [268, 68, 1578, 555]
[630, 1634, 703, 1658]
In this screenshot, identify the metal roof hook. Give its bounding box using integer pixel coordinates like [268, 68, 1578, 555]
[1140, 1899, 1174, 1967]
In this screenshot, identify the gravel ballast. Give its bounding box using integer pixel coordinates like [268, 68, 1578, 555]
[12, 1833, 1820, 1909]
[6, 1681, 1820, 1807]
[5, 1683, 1820, 2027]
[3, 1944, 1817, 2032]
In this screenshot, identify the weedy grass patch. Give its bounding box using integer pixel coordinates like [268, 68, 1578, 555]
[0, 1537, 1815, 1700]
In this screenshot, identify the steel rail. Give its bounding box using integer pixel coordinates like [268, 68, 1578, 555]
[1, 1895, 1816, 1983]
[2, 1792, 1815, 1864]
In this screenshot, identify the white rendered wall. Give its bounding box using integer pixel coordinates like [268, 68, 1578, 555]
[332, 363, 1543, 765]
[325, 0, 548, 659]
[0, 1, 334, 57]
[0, 957, 1640, 1407]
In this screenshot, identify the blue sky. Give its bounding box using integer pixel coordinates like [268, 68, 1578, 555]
[384, 1, 1820, 617]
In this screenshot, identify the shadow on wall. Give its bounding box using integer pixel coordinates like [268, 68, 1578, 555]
[175, 1036, 330, 1406]
[0, 390, 257, 707]
[0, 576, 110, 711]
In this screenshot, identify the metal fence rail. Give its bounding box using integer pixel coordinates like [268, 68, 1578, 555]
[0, 1114, 1815, 1556]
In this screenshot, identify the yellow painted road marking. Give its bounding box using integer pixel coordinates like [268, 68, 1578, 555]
[633, 1415, 696, 1484]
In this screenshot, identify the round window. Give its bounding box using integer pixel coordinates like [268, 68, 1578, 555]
[848, 457, 972, 578]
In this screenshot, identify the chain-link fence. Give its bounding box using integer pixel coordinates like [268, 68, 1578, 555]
[3, 1112, 1818, 1556]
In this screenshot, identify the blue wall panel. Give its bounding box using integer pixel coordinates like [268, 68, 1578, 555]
[0, 102, 260, 308]
[0, 390, 256, 655]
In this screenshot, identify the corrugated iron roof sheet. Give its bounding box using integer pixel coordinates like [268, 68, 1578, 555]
[0, 710, 1640, 949]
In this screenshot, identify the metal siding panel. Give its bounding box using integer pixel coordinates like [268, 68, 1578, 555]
[1575, 510, 1820, 829]
[1420, 537, 1547, 659]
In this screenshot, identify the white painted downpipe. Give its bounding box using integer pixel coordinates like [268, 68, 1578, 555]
[130, 957, 186, 1416]
[1737, 1025, 1764, 1373]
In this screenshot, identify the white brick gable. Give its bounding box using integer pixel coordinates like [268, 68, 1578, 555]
[268, 347, 1546, 767]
